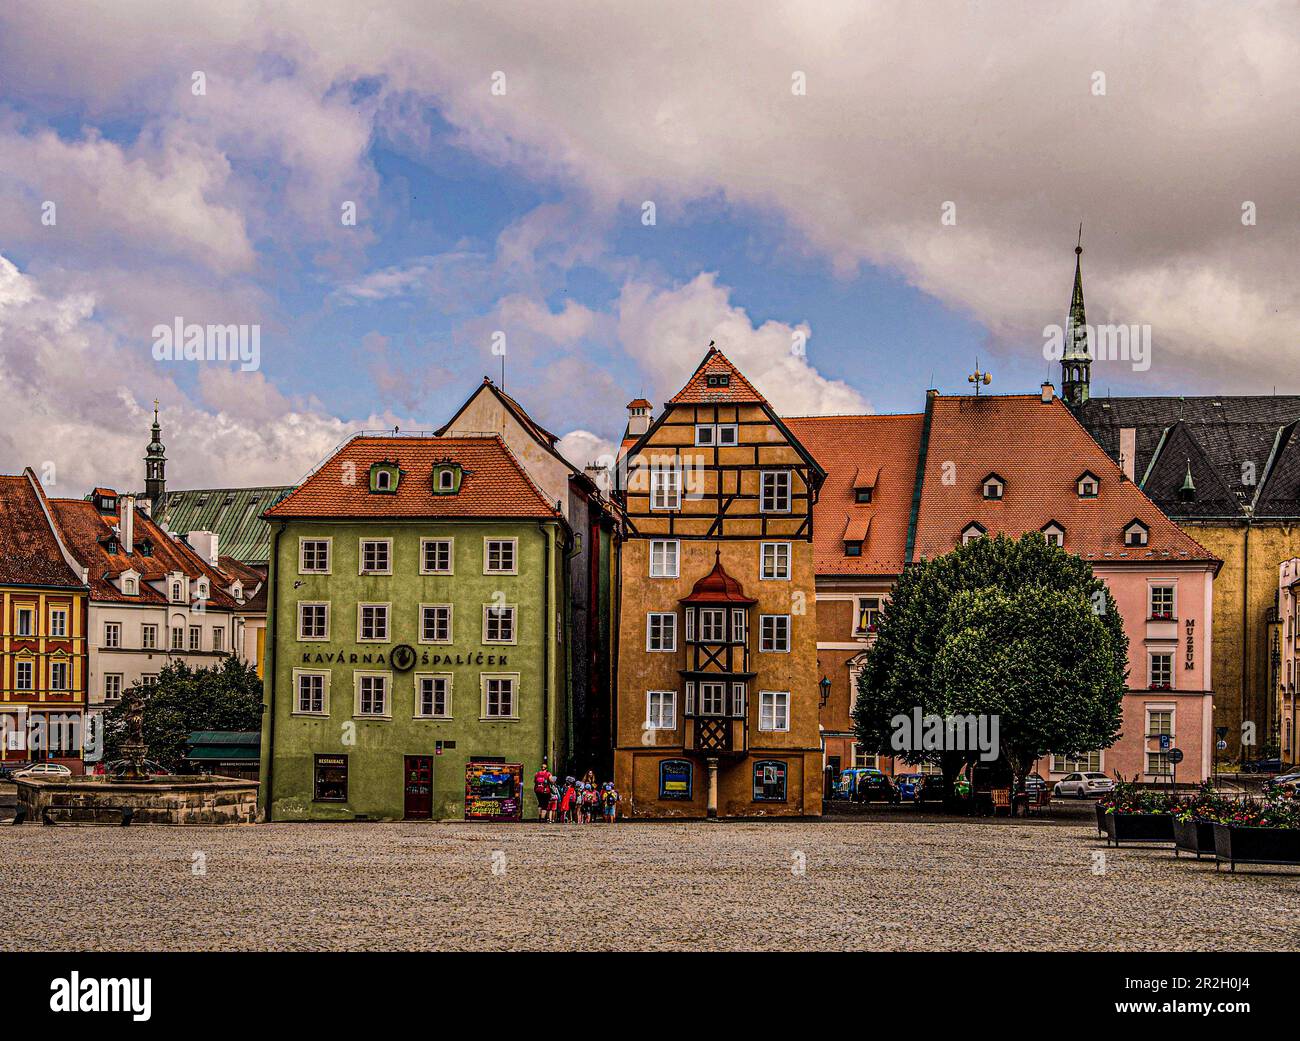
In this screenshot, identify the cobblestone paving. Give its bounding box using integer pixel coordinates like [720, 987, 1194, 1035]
[2, 819, 1296, 951]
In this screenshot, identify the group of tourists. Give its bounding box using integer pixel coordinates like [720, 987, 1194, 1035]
[533, 767, 621, 823]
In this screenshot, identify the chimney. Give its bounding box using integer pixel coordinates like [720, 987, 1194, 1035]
[1040, 381, 1054, 404]
[626, 399, 652, 437]
[119, 495, 135, 554]
[188, 530, 220, 566]
[1119, 427, 1137, 482]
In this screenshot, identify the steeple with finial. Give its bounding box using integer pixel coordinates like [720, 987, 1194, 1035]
[144, 399, 167, 510]
[1061, 225, 1092, 407]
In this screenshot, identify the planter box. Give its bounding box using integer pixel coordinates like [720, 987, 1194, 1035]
[1213, 823, 1300, 871]
[1104, 812, 1174, 847]
[1173, 817, 1216, 859]
[1095, 802, 1110, 836]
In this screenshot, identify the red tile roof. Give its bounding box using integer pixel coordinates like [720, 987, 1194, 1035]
[785, 414, 924, 575]
[913, 395, 1218, 564]
[266, 435, 562, 520]
[0, 472, 84, 588]
[217, 555, 268, 612]
[668, 346, 769, 406]
[51, 498, 239, 608]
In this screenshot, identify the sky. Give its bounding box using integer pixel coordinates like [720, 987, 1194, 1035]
[0, 1, 1296, 494]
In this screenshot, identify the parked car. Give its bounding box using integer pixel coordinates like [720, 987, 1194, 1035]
[1265, 767, 1300, 795]
[1053, 772, 1114, 798]
[0, 762, 34, 781]
[1243, 757, 1288, 774]
[12, 762, 72, 780]
[834, 767, 898, 803]
[894, 773, 925, 801]
[1020, 773, 1048, 797]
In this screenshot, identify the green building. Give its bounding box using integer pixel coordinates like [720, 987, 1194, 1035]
[258, 433, 568, 821]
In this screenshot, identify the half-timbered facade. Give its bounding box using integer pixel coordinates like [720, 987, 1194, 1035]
[614, 347, 825, 817]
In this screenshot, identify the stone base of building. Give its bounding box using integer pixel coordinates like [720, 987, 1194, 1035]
[615, 749, 823, 819]
[15, 776, 258, 825]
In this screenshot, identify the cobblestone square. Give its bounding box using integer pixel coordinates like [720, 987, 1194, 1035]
[2, 817, 1296, 951]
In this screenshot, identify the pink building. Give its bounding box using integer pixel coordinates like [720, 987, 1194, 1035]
[1279, 559, 1300, 766]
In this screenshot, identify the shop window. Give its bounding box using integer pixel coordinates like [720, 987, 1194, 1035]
[753, 760, 788, 802]
[659, 758, 693, 800]
[314, 754, 348, 802]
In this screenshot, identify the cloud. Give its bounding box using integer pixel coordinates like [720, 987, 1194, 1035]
[617, 273, 869, 416]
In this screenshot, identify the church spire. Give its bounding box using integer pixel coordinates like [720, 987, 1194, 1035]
[144, 399, 167, 511]
[1061, 225, 1091, 408]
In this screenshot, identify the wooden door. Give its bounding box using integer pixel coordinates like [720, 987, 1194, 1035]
[403, 755, 433, 819]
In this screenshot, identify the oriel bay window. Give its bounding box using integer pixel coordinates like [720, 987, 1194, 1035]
[699, 608, 726, 643]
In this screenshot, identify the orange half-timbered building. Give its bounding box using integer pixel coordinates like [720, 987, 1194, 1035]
[614, 347, 825, 816]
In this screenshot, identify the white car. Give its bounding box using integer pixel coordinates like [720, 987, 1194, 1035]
[12, 762, 73, 780]
[1054, 772, 1114, 798]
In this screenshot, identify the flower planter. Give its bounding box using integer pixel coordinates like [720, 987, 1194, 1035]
[1173, 817, 1216, 859]
[1212, 823, 1300, 872]
[1095, 802, 1109, 836]
[1104, 812, 1174, 847]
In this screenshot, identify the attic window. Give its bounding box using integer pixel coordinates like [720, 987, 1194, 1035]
[855, 488, 873, 504]
[96, 494, 117, 512]
[1041, 522, 1065, 548]
[705, 373, 730, 388]
[843, 540, 863, 557]
[138, 539, 153, 557]
[369, 462, 401, 495]
[1077, 472, 1099, 498]
[171, 581, 183, 602]
[431, 462, 464, 496]
[196, 580, 209, 599]
[981, 474, 1005, 500]
[962, 522, 986, 546]
[1124, 520, 1150, 548]
[123, 577, 137, 595]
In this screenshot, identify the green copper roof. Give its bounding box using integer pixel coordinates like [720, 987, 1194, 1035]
[154, 486, 294, 565]
[1063, 245, 1089, 362]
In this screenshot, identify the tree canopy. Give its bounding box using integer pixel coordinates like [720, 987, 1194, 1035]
[853, 533, 1128, 787]
[102, 657, 263, 771]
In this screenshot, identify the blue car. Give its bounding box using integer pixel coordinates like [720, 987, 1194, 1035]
[894, 773, 925, 801]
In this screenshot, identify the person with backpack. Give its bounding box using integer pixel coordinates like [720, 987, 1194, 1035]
[602, 782, 621, 823]
[582, 783, 598, 823]
[559, 776, 576, 823]
[533, 765, 554, 822]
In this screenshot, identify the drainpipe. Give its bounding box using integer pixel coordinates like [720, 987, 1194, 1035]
[259, 521, 285, 821]
[1241, 513, 1251, 765]
[538, 521, 553, 773]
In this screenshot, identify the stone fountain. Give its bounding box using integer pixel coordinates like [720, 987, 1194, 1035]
[13, 689, 258, 825]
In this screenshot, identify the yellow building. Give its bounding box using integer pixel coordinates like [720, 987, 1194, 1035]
[613, 347, 826, 817]
[0, 469, 90, 773]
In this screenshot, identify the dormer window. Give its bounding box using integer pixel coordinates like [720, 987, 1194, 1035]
[431, 462, 464, 495]
[369, 461, 401, 494]
[171, 581, 183, 602]
[962, 522, 987, 546]
[196, 579, 209, 600]
[1077, 471, 1099, 498]
[981, 474, 1005, 500]
[1124, 519, 1150, 547]
[844, 541, 863, 557]
[138, 539, 153, 557]
[231, 582, 244, 601]
[123, 577, 137, 596]
[705, 373, 730, 388]
[1041, 522, 1065, 548]
[855, 488, 873, 504]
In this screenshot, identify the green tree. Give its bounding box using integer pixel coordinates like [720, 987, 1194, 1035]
[853, 533, 1128, 799]
[103, 657, 263, 771]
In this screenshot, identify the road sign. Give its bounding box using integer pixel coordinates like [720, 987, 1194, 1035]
[1216, 726, 1229, 739]
[1169, 748, 1184, 765]
[1217, 740, 1228, 751]
[1159, 734, 1172, 752]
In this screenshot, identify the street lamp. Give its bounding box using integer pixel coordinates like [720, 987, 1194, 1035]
[819, 675, 831, 708]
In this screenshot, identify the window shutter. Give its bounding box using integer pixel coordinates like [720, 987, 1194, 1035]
[685, 682, 695, 716]
[732, 683, 746, 718]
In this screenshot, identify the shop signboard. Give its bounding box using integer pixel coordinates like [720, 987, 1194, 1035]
[464, 761, 523, 821]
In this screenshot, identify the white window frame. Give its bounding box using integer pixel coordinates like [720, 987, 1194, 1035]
[298, 602, 330, 641]
[415, 673, 453, 719]
[420, 537, 454, 576]
[759, 690, 790, 732]
[188, 625, 202, 651]
[1051, 751, 1102, 773]
[1146, 706, 1175, 738]
[357, 603, 391, 643]
[353, 670, 391, 719]
[49, 609, 67, 638]
[855, 596, 881, 636]
[760, 470, 792, 513]
[1148, 652, 1173, 689]
[649, 539, 680, 578]
[1042, 523, 1064, 548]
[760, 541, 791, 581]
[1125, 522, 1149, 547]
[759, 614, 791, 653]
[699, 608, 726, 643]
[170, 626, 185, 651]
[731, 608, 748, 646]
[359, 537, 393, 576]
[646, 690, 677, 730]
[103, 622, 121, 649]
[483, 604, 518, 645]
[212, 626, 225, 652]
[15, 608, 34, 637]
[141, 624, 158, 650]
[299, 537, 332, 575]
[49, 660, 69, 691]
[650, 466, 682, 511]
[646, 612, 678, 652]
[699, 681, 726, 716]
[484, 538, 518, 575]
[15, 659, 33, 691]
[292, 668, 330, 716]
[104, 673, 123, 701]
[481, 673, 520, 720]
[419, 603, 453, 645]
[1149, 583, 1176, 620]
